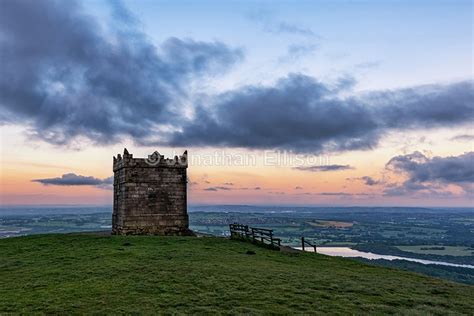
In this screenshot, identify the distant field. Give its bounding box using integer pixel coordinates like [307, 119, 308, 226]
[321, 241, 357, 246]
[397, 245, 474, 257]
[307, 220, 353, 228]
[0, 234, 473, 314]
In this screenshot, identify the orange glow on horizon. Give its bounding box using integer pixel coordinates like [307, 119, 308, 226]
[0, 125, 471, 207]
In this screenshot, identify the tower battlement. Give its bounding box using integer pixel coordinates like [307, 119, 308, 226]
[112, 148, 192, 235]
[113, 149, 188, 171]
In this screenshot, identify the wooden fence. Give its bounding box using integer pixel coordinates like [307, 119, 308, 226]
[229, 223, 281, 248]
[301, 237, 317, 253]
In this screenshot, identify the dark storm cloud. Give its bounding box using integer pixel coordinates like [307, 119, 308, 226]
[167, 74, 473, 153]
[384, 151, 474, 196]
[168, 74, 379, 152]
[387, 151, 474, 184]
[0, 0, 243, 145]
[293, 164, 354, 172]
[32, 173, 112, 187]
[1, 1, 472, 153]
[373, 81, 474, 129]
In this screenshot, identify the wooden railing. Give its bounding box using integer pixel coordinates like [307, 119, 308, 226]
[229, 223, 281, 248]
[229, 223, 250, 238]
[301, 237, 317, 253]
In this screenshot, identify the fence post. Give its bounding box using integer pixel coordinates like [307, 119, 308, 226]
[302, 237, 305, 251]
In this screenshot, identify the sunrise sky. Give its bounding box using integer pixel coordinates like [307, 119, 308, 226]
[0, 0, 472, 207]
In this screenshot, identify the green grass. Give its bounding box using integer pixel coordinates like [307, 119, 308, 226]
[397, 245, 474, 257]
[0, 234, 473, 314]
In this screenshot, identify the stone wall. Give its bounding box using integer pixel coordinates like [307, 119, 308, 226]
[112, 149, 192, 235]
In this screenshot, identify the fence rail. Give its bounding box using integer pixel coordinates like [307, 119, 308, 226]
[301, 237, 317, 253]
[229, 223, 281, 248]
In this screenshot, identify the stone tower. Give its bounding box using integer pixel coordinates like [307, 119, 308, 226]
[112, 149, 192, 235]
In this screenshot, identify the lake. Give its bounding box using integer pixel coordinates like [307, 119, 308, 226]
[296, 246, 474, 269]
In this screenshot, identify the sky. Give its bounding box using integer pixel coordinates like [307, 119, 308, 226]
[0, 0, 473, 207]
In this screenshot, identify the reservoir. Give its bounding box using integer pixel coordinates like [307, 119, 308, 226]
[295, 246, 474, 269]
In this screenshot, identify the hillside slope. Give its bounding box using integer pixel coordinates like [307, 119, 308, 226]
[0, 234, 473, 314]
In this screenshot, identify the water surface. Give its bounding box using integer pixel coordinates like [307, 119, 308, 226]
[296, 246, 474, 269]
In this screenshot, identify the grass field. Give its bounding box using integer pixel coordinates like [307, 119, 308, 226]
[397, 245, 474, 257]
[0, 234, 473, 314]
[307, 220, 353, 228]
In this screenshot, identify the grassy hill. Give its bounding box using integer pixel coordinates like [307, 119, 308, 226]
[0, 234, 473, 314]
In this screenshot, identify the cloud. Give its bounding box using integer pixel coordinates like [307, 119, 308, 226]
[374, 81, 474, 130]
[382, 183, 458, 198]
[0, 0, 243, 145]
[32, 173, 112, 189]
[279, 44, 319, 63]
[317, 192, 352, 196]
[167, 75, 473, 153]
[384, 151, 474, 196]
[360, 176, 381, 186]
[95, 176, 114, 190]
[222, 182, 234, 186]
[346, 176, 381, 186]
[451, 134, 474, 142]
[1, 1, 472, 155]
[387, 151, 474, 184]
[354, 61, 381, 70]
[294, 186, 303, 190]
[271, 22, 318, 38]
[247, 9, 319, 39]
[167, 74, 377, 152]
[237, 186, 261, 190]
[300, 192, 371, 197]
[203, 186, 232, 191]
[293, 164, 353, 172]
[247, 10, 320, 63]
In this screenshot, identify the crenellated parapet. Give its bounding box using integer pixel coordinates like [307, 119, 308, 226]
[113, 148, 188, 172]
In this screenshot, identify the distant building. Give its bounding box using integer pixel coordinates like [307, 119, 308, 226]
[112, 149, 192, 235]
